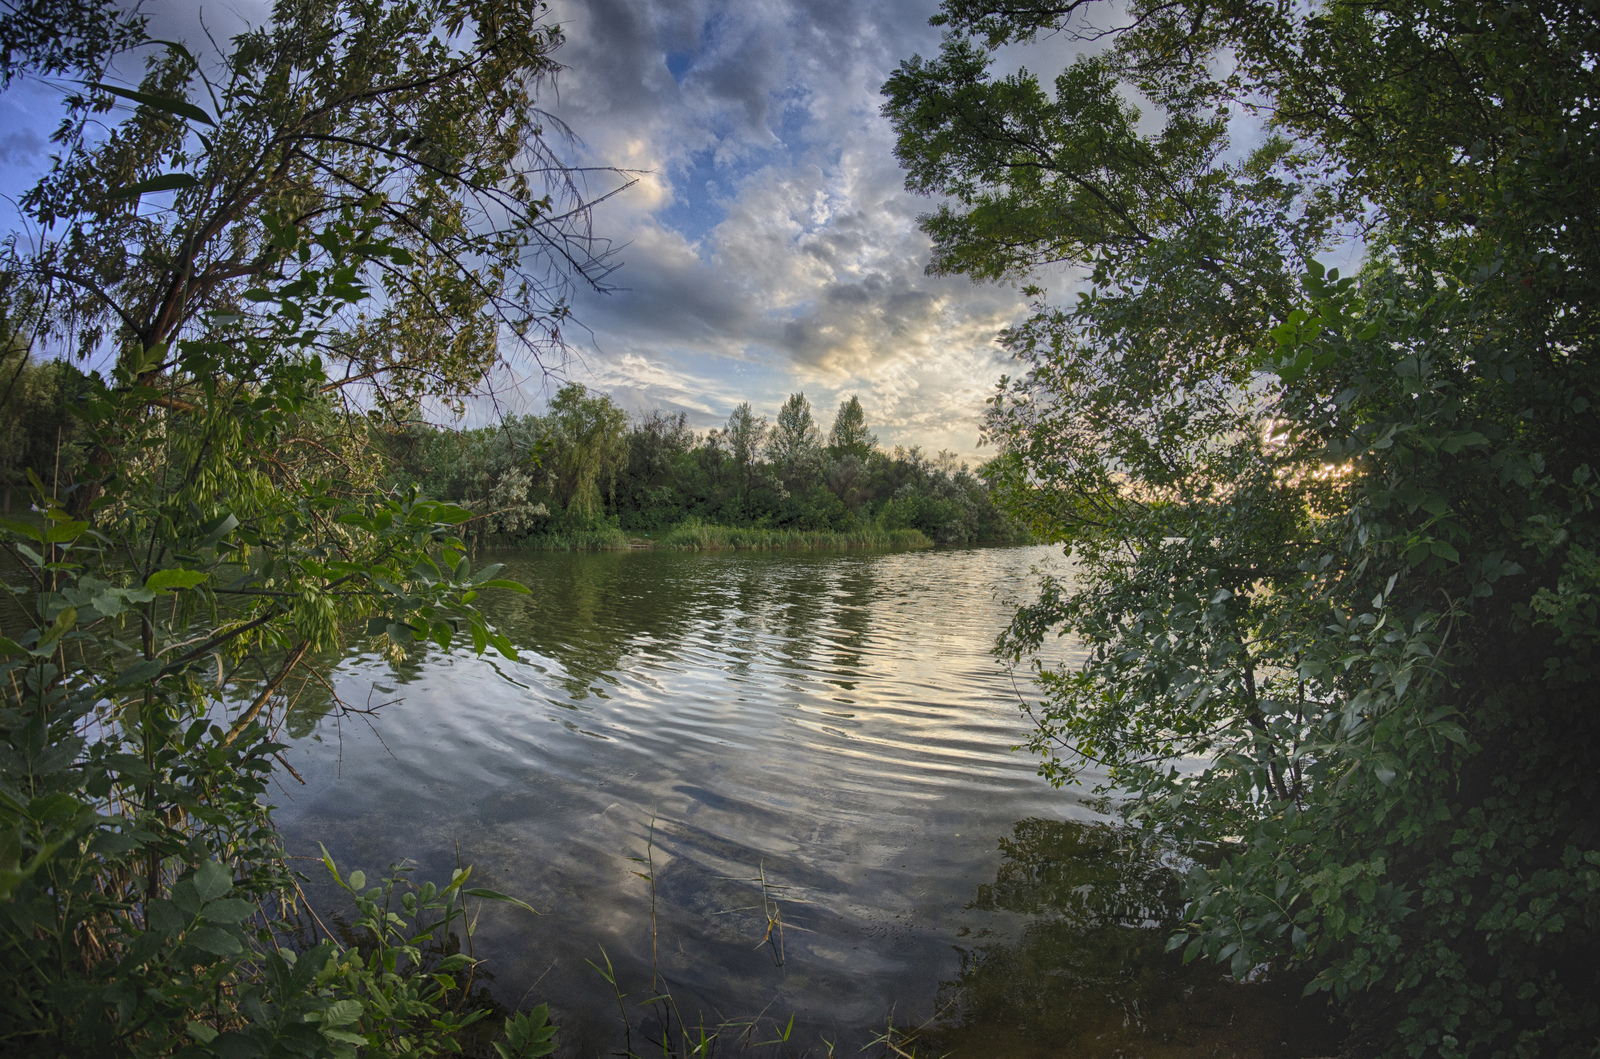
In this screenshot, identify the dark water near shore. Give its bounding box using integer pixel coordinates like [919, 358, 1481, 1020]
[273, 545, 1340, 1057]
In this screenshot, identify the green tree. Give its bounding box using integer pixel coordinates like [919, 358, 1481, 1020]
[541, 383, 628, 521]
[723, 401, 767, 501]
[0, 1, 596, 1053]
[886, 1, 1600, 1054]
[766, 392, 822, 491]
[614, 409, 696, 530]
[11, 0, 615, 440]
[826, 395, 877, 460]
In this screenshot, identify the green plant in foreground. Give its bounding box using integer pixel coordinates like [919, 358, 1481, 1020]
[310, 847, 542, 1057]
[886, 0, 1600, 1052]
[0, 0, 605, 1053]
[491, 1005, 557, 1059]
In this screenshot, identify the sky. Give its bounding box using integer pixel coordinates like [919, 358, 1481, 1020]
[0, 0, 1062, 461]
[528, 0, 1034, 460]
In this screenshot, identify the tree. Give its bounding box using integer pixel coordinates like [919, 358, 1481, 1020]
[8, 0, 617, 433]
[542, 383, 628, 521]
[826, 395, 877, 460]
[886, 1, 1600, 1054]
[722, 401, 766, 500]
[0, 1, 596, 1052]
[766, 392, 822, 490]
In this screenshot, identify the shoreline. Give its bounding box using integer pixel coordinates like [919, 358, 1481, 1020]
[512, 522, 938, 552]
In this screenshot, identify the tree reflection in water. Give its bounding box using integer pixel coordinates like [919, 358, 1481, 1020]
[929, 818, 1344, 1058]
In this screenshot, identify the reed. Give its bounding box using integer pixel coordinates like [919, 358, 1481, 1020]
[656, 518, 932, 552]
[516, 519, 933, 552]
[515, 525, 632, 551]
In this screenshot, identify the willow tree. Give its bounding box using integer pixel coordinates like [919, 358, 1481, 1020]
[886, 0, 1599, 1053]
[541, 383, 628, 520]
[0, 1, 609, 1052]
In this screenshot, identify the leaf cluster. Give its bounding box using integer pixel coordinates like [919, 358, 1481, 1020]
[886, 0, 1600, 1052]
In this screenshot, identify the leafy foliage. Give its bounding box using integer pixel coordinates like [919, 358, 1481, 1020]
[386, 389, 1029, 546]
[0, 2, 593, 1054]
[886, 0, 1600, 1054]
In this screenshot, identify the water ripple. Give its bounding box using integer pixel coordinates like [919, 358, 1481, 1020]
[276, 545, 1097, 1055]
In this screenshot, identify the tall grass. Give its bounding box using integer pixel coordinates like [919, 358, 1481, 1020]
[657, 518, 931, 551]
[516, 525, 632, 551]
[514, 519, 933, 552]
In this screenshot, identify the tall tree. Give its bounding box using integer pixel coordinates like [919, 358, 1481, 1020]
[723, 401, 767, 499]
[886, 1, 1600, 1054]
[766, 392, 822, 490]
[826, 395, 877, 460]
[6, 0, 619, 424]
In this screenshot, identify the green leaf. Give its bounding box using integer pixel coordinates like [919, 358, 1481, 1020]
[320, 843, 342, 886]
[146, 568, 210, 590]
[86, 81, 216, 125]
[463, 887, 541, 914]
[323, 1029, 370, 1046]
[36, 606, 76, 651]
[201, 898, 255, 924]
[193, 859, 233, 902]
[478, 579, 531, 594]
[43, 520, 89, 543]
[0, 825, 23, 901]
[0, 517, 44, 542]
[110, 659, 164, 688]
[108, 173, 203, 199]
[321, 999, 363, 1027]
[186, 925, 242, 955]
[199, 512, 239, 544]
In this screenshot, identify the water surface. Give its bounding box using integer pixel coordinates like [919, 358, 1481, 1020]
[274, 545, 1339, 1057]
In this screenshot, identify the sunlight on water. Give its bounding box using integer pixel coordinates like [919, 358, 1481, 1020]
[273, 545, 1341, 1057]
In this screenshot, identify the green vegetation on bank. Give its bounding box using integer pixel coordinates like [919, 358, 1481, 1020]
[656, 519, 930, 551]
[380, 388, 1027, 550]
[0, 2, 587, 1055]
[515, 520, 932, 552]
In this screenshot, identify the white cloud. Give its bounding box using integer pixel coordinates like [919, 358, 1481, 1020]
[536, 0, 1032, 460]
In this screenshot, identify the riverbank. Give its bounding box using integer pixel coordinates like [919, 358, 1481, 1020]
[516, 519, 935, 551]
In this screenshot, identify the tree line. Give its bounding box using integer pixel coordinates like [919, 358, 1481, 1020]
[0, 359, 1027, 548]
[382, 386, 1026, 546]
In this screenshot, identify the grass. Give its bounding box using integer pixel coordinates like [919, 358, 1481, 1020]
[516, 518, 932, 552]
[514, 525, 631, 551]
[655, 518, 931, 552]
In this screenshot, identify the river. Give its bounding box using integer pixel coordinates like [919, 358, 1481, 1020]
[273, 544, 1339, 1057]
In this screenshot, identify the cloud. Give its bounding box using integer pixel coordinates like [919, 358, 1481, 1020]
[0, 127, 43, 165]
[534, 0, 1031, 459]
